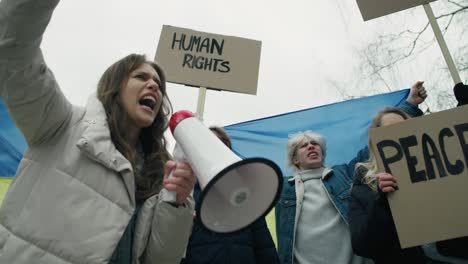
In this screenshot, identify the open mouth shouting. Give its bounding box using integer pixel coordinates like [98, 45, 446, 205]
[138, 93, 158, 114]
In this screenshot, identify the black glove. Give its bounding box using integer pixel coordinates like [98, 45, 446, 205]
[454, 82, 468, 106]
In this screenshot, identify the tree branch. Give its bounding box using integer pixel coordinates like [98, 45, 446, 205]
[359, 1, 468, 77]
[447, 0, 465, 8]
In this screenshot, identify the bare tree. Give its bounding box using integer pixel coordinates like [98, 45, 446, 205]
[363, 1, 467, 72]
[338, 0, 467, 112]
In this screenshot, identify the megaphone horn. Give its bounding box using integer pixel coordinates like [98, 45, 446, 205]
[169, 110, 283, 234]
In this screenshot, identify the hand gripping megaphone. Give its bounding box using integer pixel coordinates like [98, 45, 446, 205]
[168, 110, 283, 234]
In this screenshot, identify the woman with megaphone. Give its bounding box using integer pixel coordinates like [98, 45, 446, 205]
[0, 0, 196, 263]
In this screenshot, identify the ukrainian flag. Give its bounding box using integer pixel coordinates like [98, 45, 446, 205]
[1, 97, 27, 204]
[0, 90, 409, 242]
[224, 89, 410, 246]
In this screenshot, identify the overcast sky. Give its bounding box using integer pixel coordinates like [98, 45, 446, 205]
[39, 0, 463, 147]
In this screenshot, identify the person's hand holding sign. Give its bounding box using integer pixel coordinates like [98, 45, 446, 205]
[376, 172, 398, 193]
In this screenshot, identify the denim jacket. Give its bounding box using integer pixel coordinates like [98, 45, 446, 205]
[275, 148, 370, 264]
[274, 100, 423, 264]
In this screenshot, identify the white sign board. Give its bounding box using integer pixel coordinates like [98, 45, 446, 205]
[356, 0, 437, 21]
[155, 25, 262, 95]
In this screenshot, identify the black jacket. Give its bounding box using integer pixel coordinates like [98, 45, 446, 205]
[348, 170, 427, 264]
[437, 236, 468, 259]
[181, 184, 280, 264]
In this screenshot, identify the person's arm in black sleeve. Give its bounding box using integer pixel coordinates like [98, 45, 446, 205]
[252, 217, 281, 264]
[348, 180, 399, 259]
[436, 236, 468, 259]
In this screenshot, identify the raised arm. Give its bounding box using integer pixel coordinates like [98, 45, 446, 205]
[398, 81, 427, 118]
[0, 0, 73, 146]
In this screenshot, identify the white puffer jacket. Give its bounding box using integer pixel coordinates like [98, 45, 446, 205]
[0, 0, 194, 263]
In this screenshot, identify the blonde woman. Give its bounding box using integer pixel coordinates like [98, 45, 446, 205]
[348, 107, 467, 263]
[348, 108, 422, 263]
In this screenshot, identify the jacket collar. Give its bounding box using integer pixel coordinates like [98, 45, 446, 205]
[76, 93, 135, 205]
[288, 167, 333, 184]
[77, 93, 129, 171]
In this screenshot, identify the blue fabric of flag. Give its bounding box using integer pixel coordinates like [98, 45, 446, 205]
[0, 90, 409, 178]
[0, 97, 27, 176]
[224, 89, 409, 177]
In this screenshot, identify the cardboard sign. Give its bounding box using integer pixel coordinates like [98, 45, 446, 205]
[370, 105, 468, 248]
[356, 0, 437, 21]
[155, 25, 261, 95]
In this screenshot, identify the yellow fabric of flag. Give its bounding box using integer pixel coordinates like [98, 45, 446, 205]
[0, 178, 12, 206]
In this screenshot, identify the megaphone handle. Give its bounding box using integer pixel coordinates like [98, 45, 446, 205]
[160, 169, 177, 203]
[160, 143, 186, 203]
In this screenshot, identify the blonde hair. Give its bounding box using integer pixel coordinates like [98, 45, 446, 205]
[356, 107, 410, 192]
[287, 131, 326, 170]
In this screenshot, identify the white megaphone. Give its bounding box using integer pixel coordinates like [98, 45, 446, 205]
[167, 110, 283, 234]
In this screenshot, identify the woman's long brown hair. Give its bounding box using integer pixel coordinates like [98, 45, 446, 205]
[97, 54, 172, 204]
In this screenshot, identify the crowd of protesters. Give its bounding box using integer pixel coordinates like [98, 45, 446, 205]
[1, 0, 467, 263]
